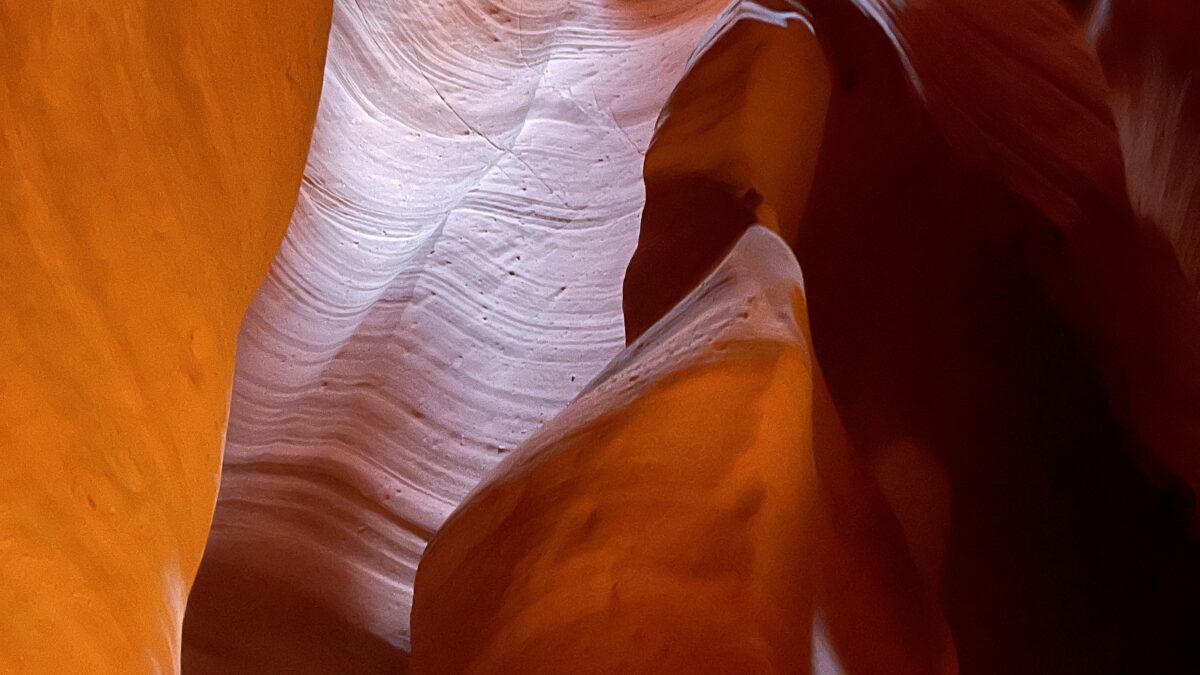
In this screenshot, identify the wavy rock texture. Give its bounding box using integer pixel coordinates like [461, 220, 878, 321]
[623, 0, 832, 341]
[1090, 0, 1200, 285]
[627, 0, 1200, 671]
[842, 0, 1200, 527]
[412, 226, 830, 674]
[412, 227, 956, 674]
[9, 0, 1188, 670]
[0, 2, 329, 672]
[183, 0, 731, 669]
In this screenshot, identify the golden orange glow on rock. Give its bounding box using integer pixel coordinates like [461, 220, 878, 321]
[412, 228, 955, 674]
[0, 3, 330, 671]
[625, 1, 831, 342]
[4, 0, 1199, 671]
[623, 0, 1200, 670]
[412, 227, 822, 673]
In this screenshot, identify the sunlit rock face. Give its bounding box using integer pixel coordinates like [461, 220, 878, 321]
[0, 2, 329, 672]
[412, 226, 828, 673]
[6, 0, 1200, 671]
[623, 0, 832, 341]
[412, 227, 956, 674]
[183, 0, 730, 669]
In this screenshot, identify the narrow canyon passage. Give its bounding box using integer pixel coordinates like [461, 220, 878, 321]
[2, 1, 1198, 673]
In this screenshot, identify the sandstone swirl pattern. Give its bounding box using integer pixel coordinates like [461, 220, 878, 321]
[184, 0, 730, 669]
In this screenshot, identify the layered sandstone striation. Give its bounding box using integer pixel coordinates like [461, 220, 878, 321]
[411, 227, 955, 674]
[1090, 0, 1200, 286]
[183, 0, 731, 669]
[4, 0, 1199, 671]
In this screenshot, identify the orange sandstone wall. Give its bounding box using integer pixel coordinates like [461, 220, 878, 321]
[0, 2, 331, 671]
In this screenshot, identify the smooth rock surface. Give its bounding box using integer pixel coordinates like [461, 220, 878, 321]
[626, 0, 1200, 670]
[411, 227, 954, 674]
[842, 0, 1200, 524]
[624, 0, 832, 342]
[0, 2, 330, 671]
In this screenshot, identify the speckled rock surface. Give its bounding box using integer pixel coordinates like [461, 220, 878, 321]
[183, 0, 730, 668]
